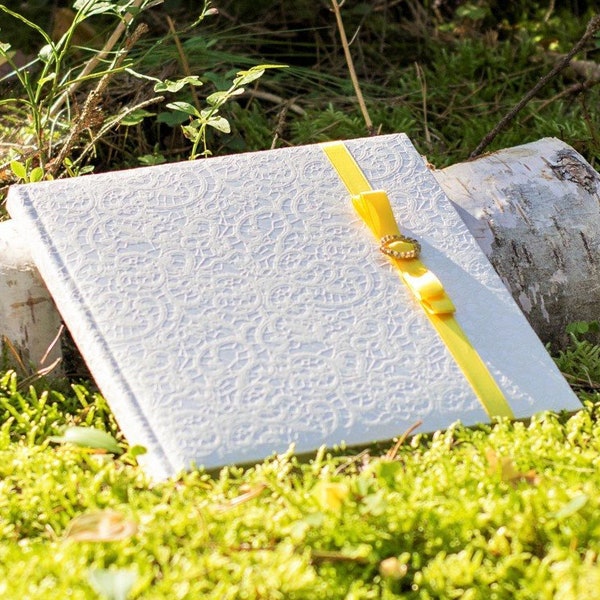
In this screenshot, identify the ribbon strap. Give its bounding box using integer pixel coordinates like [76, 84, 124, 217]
[322, 141, 514, 419]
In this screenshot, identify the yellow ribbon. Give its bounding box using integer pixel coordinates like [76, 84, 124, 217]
[322, 141, 514, 419]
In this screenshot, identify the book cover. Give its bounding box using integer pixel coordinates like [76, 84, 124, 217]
[7, 134, 580, 480]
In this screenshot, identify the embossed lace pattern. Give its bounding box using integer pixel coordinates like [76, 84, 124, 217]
[7, 134, 580, 479]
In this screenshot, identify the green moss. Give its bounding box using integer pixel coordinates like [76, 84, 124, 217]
[0, 327, 598, 598]
[1, 358, 599, 599]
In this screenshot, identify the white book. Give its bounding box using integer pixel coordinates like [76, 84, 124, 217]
[7, 134, 580, 480]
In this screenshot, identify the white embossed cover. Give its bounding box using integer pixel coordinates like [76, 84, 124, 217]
[7, 134, 580, 479]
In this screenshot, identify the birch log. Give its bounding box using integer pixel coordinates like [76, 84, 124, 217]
[433, 137, 600, 346]
[0, 219, 63, 374]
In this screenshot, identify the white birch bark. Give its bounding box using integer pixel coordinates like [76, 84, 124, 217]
[433, 137, 600, 346]
[0, 219, 63, 373]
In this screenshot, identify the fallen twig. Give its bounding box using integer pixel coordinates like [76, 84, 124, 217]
[310, 549, 370, 565]
[561, 371, 600, 391]
[385, 420, 423, 461]
[470, 14, 600, 159]
[520, 78, 600, 125]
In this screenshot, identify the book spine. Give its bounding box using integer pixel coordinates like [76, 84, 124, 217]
[6, 186, 174, 480]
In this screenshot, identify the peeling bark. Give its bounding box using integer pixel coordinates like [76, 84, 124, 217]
[0, 220, 63, 372]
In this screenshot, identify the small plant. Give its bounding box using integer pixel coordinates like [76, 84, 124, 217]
[0, 0, 287, 181]
[0, 369, 117, 447]
[0, 1, 151, 172]
[554, 322, 600, 398]
[160, 64, 286, 159]
[9, 158, 46, 183]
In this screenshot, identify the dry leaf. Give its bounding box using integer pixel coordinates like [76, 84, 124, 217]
[485, 449, 540, 486]
[215, 483, 267, 512]
[314, 481, 349, 512]
[64, 510, 138, 542]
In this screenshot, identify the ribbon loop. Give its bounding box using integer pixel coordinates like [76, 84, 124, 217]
[405, 269, 455, 315]
[352, 190, 399, 239]
[352, 189, 455, 316]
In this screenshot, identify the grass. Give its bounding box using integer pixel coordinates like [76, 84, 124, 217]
[1, 0, 599, 185]
[1, 1, 600, 597]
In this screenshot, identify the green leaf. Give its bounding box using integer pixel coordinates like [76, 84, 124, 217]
[567, 322, 590, 335]
[206, 90, 229, 106]
[552, 493, 589, 520]
[156, 111, 188, 126]
[233, 69, 265, 87]
[233, 64, 287, 87]
[206, 88, 245, 106]
[38, 44, 54, 63]
[38, 72, 56, 87]
[73, 1, 116, 17]
[138, 154, 166, 166]
[128, 445, 148, 457]
[165, 101, 200, 117]
[566, 321, 600, 336]
[181, 124, 200, 140]
[29, 166, 44, 182]
[250, 63, 287, 71]
[49, 426, 123, 454]
[10, 160, 27, 181]
[207, 116, 230, 133]
[154, 76, 204, 93]
[0, 42, 12, 55]
[456, 4, 489, 20]
[120, 108, 155, 126]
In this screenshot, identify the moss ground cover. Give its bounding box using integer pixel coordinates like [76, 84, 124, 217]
[0, 368, 598, 598]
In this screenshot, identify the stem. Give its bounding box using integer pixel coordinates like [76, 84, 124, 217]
[330, 0, 374, 134]
[166, 15, 201, 112]
[48, 0, 145, 119]
[190, 79, 238, 159]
